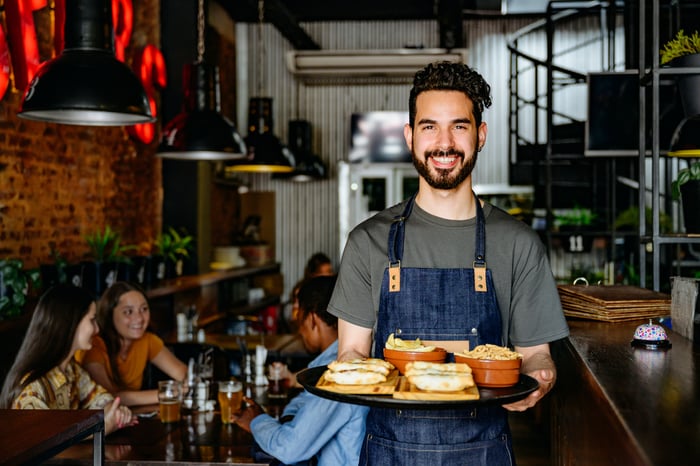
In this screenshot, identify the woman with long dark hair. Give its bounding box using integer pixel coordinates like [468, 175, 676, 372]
[0, 285, 136, 434]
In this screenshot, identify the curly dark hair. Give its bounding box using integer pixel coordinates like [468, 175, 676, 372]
[408, 61, 492, 128]
[296, 275, 338, 329]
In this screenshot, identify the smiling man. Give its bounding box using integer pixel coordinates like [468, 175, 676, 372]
[328, 62, 569, 466]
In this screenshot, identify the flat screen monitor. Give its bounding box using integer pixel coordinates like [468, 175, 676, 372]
[585, 71, 684, 157]
[349, 111, 412, 163]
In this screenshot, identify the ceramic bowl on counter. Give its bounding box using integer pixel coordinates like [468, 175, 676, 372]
[454, 354, 522, 387]
[383, 347, 447, 375]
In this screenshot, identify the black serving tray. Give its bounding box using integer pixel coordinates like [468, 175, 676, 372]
[297, 365, 539, 410]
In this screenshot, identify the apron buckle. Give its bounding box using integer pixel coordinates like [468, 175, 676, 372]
[389, 261, 401, 292]
[473, 261, 487, 292]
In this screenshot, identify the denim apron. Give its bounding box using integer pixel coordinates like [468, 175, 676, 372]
[359, 194, 514, 466]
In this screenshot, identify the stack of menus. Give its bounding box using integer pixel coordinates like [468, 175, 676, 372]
[557, 284, 671, 322]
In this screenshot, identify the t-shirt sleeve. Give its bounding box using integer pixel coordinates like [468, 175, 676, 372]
[81, 336, 110, 367]
[12, 382, 50, 409]
[75, 362, 114, 409]
[147, 332, 165, 359]
[328, 227, 377, 329]
[505, 224, 569, 347]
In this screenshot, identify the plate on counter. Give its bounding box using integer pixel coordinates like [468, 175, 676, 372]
[297, 365, 538, 409]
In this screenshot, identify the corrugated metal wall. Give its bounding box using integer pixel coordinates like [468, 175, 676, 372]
[233, 16, 622, 299]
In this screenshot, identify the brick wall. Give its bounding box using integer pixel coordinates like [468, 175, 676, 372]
[0, 0, 162, 268]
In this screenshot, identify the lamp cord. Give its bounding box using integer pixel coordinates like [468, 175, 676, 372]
[197, 0, 205, 63]
[257, 0, 265, 96]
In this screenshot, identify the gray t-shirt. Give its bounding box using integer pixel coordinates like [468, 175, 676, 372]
[328, 199, 569, 348]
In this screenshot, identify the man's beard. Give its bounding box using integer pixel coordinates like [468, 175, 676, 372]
[412, 147, 477, 190]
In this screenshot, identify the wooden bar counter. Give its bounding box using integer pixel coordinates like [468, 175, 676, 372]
[551, 319, 700, 466]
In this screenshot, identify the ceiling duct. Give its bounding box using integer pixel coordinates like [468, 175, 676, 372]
[286, 48, 468, 84]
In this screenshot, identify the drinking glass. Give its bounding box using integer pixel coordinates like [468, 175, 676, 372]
[158, 380, 182, 423]
[217, 380, 243, 424]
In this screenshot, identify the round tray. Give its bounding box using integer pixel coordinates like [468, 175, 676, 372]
[297, 366, 539, 410]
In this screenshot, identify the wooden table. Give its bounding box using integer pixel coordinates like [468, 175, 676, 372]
[550, 319, 700, 466]
[52, 396, 287, 465]
[53, 411, 262, 465]
[0, 409, 104, 465]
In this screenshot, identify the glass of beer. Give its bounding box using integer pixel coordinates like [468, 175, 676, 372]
[158, 380, 182, 423]
[217, 380, 243, 424]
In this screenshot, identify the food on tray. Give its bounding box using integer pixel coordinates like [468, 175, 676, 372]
[385, 333, 436, 352]
[324, 358, 396, 385]
[404, 361, 475, 392]
[328, 358, 394, 375]
[458, 344, 523, 361]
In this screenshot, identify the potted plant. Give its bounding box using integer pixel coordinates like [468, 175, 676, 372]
[661, 29, 700, 118]
[671, 160, 700, 233]
[153, 227, 194, 279]
[0, 259, 40, 320]
[39, 248, 69, 292]
[83, 225, 136, 295]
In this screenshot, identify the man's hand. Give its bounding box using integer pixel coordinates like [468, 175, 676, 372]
[502, 344, 556, 412]
[233, 396, 264, 433]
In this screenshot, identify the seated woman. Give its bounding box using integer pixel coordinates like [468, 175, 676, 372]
[82, 281, 187, 406]
[0, 285, 136, 435]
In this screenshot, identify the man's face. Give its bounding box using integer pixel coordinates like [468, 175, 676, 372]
[405, 90, 487, 190]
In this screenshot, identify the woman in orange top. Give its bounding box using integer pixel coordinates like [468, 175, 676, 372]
[82, 282, 186, 406]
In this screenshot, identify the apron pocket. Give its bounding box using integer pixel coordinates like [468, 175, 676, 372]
[361, 434, 513, 466]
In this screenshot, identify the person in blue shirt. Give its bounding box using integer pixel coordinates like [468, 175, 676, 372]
[234, 275, 368, 466]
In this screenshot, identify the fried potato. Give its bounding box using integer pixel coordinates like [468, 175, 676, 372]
[385, 333, 436, 352]
[458, 344, 522, 360]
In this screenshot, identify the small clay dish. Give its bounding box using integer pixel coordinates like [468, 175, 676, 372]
[454, 354, 522, 388]
[383, 347, 447, 375]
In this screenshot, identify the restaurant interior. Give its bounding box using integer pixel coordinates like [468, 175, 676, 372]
[1, 0, 700, 464]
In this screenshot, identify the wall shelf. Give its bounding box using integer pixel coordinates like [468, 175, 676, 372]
[637, 0, 700, 290]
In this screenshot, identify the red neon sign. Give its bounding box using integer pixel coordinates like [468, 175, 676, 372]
[127, 44, 167, 143]
[112, 0, 133, 62]
[0, 24, 10, 98]
[4, 0, 45, 93]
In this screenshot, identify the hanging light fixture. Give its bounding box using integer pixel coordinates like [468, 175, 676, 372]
[157, 0, 246, 160]
[226, 0, 294, 173]
[668, 116, 700, 157]
[274, 120, 327, 181]
[18, 0, 153, 126]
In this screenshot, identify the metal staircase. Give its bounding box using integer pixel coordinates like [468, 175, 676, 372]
[507, 1, 633, 253]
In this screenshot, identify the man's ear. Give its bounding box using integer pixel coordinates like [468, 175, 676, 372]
[404, 123, 413, 152]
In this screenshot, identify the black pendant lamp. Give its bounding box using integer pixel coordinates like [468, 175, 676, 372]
[157, 0, 246, 160]
[225, 0, 294, 173]
[274, 120, 327, 181]
[227, 97, 295, 172]
[18, 0, 153, 126]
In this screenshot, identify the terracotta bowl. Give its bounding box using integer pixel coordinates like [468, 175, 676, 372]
[383, 347, 447, 375]
[454, 354, 522, 387]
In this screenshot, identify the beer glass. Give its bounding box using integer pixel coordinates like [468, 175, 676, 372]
[158, 380, 182, 423]
[217, 380, 243, 424]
